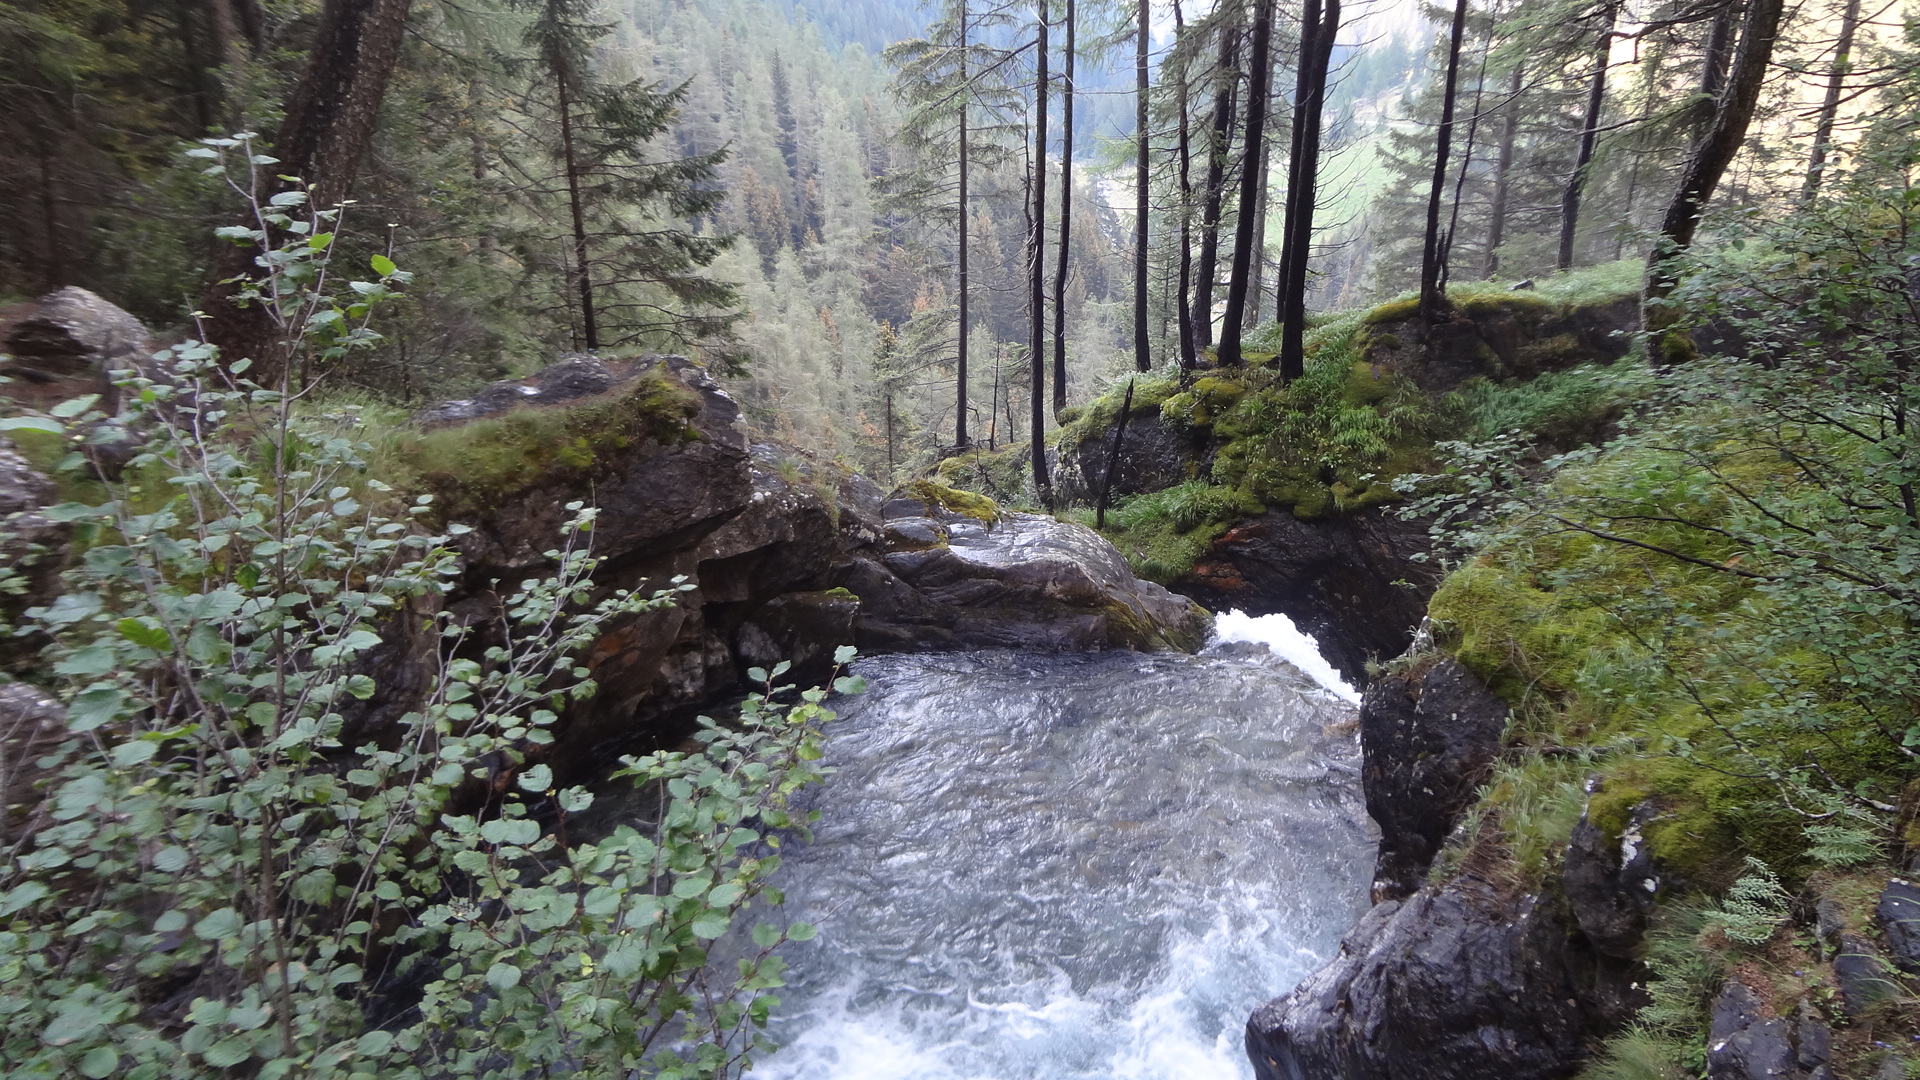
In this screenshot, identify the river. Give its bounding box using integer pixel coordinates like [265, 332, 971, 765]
[748, 615, 1375, 1079]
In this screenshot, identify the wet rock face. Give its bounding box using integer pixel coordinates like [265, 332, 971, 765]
[843, 500, 1211, 654]
[1178, 508, 1440, 689]
[1359, 655, 1510, 902]
[1246, 872, 1645, 1080]
[1707, 981, 1835, 1080]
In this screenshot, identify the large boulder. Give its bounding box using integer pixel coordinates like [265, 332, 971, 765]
[3, 287, 150, 382]
[1246, 871, 1645, 1080]
[1561, 796, 1663, 960]
[1881, 878, 1920, 975]
[1359, 653, 1510, 901]
[841, 495, 1212, 654]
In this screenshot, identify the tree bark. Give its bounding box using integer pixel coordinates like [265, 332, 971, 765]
[958, 1, 972, 448]
[1242, 137, 1270, 332]
[1134, 0, 1151, 373]
[1216, 0, 1274, 367]
[1096, 377, 1136, 528]
[1276, 0, 1340, 381]
[556, 51, 600, 351]
[1485, 59, 1522, 277]
[1174, 0, 1199, 374]
[1418, 0, 1470, 331]
[1193, 23, 1241, 352]
[1029, 1, 1054, 508]
[200, 0, 417, 384]
[1800, 0, 1860, 202]
[1646, 0, 1785, 345]
[1052, 0, 1075, 420]
[1557, 0, 1616, 271]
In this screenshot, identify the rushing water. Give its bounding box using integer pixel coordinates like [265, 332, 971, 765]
[744, 636, 1376, 1080]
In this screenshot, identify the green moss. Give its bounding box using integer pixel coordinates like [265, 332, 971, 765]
[1160, 375, 1248, 429]
[368, 366, 703, 516]
[823, 586, 859, 601]
[903, 478, 1000, 523]
[935, 443, 1031, 505]
[1363, 296, 1422, 324]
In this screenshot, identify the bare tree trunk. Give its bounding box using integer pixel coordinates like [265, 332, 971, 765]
[1193, 23, 1241, 352]
[1485, 60, 1521, 277]
[1419, 0, 1470, 331]
[1217, 0, 1274, 367]
[1174, 0, 1199, 374]
[556, 57, 600, 351]
[201, 0, 416, 384]
[1446, 14, 1494, 289]
[1052, 0, 1075, 421]
[1029, 1, 1054, 508]
[1276, 0, 1340, 381]
[1694, 4, 1734, 136]
[1242, 140, 1270, 333]
[1096, 377, 1136, 528]
[958, 2, 972, 448]
[1801, 0, 1860, 202]
[1646, 0, 1785, 348]
[1134, 0, 1151, 372]
[1557, 0, 1616, 271]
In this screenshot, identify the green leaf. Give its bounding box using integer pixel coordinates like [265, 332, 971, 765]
[194, 907, 241, 942]
[345, 674, 377, 700]
[517, 764, 553, 793]
[79, 1046, 119, 1078]
[0, 416, 63, 434]
[201, 1037, 253, 1068]
[690, 911, 730, 939]
[116, 617, 172, 651]
[787, 921, 817, 942]
[834, 645, 857, 665]
[110, 740, 158, 768]
[485, 962, 521, 991]
[371, 254, 397, 277]
[49, 394, 100, 419]
[68, 685, 126, 732]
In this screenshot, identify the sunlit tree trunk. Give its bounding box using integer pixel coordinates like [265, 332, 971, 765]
[1216, 0, 1273, 367]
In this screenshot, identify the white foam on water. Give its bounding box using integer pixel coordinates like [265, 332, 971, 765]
[1210, 609, 1361, 703]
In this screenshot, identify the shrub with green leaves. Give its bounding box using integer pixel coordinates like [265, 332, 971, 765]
[0, 137, 844, 1080]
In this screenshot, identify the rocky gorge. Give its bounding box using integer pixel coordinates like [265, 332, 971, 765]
[5, 283, 1918, 1080]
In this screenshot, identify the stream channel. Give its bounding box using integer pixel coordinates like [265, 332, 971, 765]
[742, 614, 1378, 1080]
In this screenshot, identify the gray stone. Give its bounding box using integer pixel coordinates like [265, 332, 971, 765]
[0, 439, 68, 661]
[1706, 982, 1834, 1080]
[412, 354, 624, 427]
[1878, 878, 1920, 975]
[1360, 655, 1511, 901]
[1833, 933, 1900, 1016]
[3, 287, 149, 381]
[1563, 795, 1661, 959]
[1, 680, 66, 842]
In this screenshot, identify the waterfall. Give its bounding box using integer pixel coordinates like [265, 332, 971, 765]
[742, 645, 1376, 1079]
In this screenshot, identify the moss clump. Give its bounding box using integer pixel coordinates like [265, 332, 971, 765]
[371, 366, 703, 515]
[1363, 296, 1422, 324]
[1159, 376, 1248, 429]
[903, 478, 1000, 523]
[935, 443, 1031, 505]
[1098, 481, 1262, 582]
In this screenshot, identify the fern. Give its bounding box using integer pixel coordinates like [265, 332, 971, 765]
[1707, 857, 1792, 945]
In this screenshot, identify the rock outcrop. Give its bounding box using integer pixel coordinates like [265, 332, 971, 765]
[1561, 796, 1662, 960]
[387, 354, 1209, 781]
[1246, 871, 1645, 1080]
[1879, 878, 1920, 975]
[1359, 653, 1510, 901]
[1178, 509, 1439, 689]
